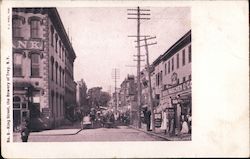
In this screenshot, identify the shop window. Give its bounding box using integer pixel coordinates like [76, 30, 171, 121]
[30, 20, 40, 39]
[30, 53, 40, 77]
[13, 53, 23, 77]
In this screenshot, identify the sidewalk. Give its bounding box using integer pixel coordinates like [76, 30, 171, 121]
[129, 124, 191, 141]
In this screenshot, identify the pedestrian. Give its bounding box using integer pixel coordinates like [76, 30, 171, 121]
[21, 118, 30, 142]
[180, 116, 189, 134]
[144, 107, 151, 131]
[160, 108, 168, 134]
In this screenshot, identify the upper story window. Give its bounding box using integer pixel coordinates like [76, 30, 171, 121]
[30, 53, 40, 77]
[177, 53, 179, 69]
[13, 53, 23, 77]
[168, 60, 170, 73]
[172, 58, 174, 71]
[164, 63, 167, 75]
[51, 56, 54, 81]
[30, 20, 40, 38]
[188, 45, 191, 63]
[51, 26, 54, 47]
[62, 47, 65, 62]
[182, 49, 186, 66]
[13, 16, 25, 38]
[28, 16, 42, 39]
[55, 34, 58, 53]
[59, 41, 62, 58]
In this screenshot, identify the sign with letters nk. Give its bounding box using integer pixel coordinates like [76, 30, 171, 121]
[13, 39, 44, 51]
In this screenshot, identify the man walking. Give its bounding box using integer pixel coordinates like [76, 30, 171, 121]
[144, 107, 151, 131]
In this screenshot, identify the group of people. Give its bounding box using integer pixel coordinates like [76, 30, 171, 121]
[160, 108, 192, 135]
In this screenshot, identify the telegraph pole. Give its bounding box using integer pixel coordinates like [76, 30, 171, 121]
[112, 68, 120, 111]
[127, 6, 150, 128]
[136, 36, 157, 131]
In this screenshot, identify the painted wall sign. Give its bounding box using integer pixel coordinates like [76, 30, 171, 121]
[162, 80, 192, 96]
[13, 39, 44, 50]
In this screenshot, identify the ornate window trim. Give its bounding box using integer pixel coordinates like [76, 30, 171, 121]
[12, 15, 25, 24]
[28, 16, 43, 25]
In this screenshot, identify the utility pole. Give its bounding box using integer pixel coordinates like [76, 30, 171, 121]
[127, 6, 150, 128]
[136, 36, 157, 131]
[112, 68, 120, 112]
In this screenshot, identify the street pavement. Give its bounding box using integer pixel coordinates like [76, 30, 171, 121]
[13, 124, 166, 142]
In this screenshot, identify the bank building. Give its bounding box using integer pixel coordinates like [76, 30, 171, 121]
[12, 8, 77, 131]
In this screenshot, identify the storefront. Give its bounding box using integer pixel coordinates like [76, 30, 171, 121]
[161, 79, 192, 134]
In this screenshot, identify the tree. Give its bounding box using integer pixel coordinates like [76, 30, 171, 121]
[87, 87, 111, 108]
[99, 91, 111, 107]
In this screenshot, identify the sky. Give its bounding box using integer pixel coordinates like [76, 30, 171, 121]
[57, 7, 190, 92]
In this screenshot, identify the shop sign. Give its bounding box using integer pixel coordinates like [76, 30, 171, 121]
[33, 96, 40, 103]
[162, 80, 192, 96]
[13, 39, 44, 50]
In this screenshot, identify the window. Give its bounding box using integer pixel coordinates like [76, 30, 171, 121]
[177, 53, 179, 69]
[62, 70, 64, 87]
[13, 96, 21, 109]
[51, 91, 54, 116]
[189, 75, 191, 80]
[13, 18, 22, 38]
[62, 47, 64, 62]
[165, 63, 167, 75]
[31, 54, 40, 77]
[55, 62, 58, 84]
[182, 49, 186, 66]
[51, 26, 54, 46]
[183, 77, 186, 83]
[172, 58, 174, 71]
[56, 93, 58, 117]
[168, 61, 170, 73]
[51, 56, 54, 81]
[188, 45, 191, 63]
[59, 66, 61, 86]
[13, 53, 22, 76]
[59, 41, 61, 58]
[30, 20, 39, 38]
[55, 34, 58, 53]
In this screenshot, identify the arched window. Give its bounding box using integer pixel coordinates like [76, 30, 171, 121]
[55, 34, 58, 53]
[59, 66, 62, 86]
[55, 62, 58, 84]
[13, 52, 23, 76]
[30, 53, 40, 77]
[12, 15, 25, 38]
[50, 25, 54, 46]
[13, 96, 21, 109]
[51, 56, 54, 81]
[28, 16, 42, 39]
[59, 41, 61, 58]
[62, 47, 64, 62]
[62, 69, 64, 87]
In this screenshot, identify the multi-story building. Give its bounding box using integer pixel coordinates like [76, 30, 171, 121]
[153, 30, 192, 132]
[119, 75, 137, 112]
[12, 8, 76, 131]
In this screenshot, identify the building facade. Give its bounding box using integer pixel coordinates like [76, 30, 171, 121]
[12, 8, 76, 131]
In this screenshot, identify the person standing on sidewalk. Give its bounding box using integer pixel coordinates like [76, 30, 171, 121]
[144, 107, 151, 131]
[160, 108, 168, 134]
[21, 119, 30, 142]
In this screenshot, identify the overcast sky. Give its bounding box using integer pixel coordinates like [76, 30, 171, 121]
[57, 7, 190, 92]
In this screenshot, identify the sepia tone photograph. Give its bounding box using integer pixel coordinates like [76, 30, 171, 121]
[1, 0, 249, 158]
[12, 7, 191, 142]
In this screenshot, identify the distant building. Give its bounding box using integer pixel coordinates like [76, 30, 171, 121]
[76, 79, 89, 114]
[12, 8, 76, 131]
[119, 75, 137, 112]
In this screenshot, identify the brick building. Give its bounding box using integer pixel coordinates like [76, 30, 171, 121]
[12, 8, 76, 131]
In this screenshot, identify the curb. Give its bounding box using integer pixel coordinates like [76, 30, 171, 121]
[28, 129, 83, 136]
[128, 126, 171, 141]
